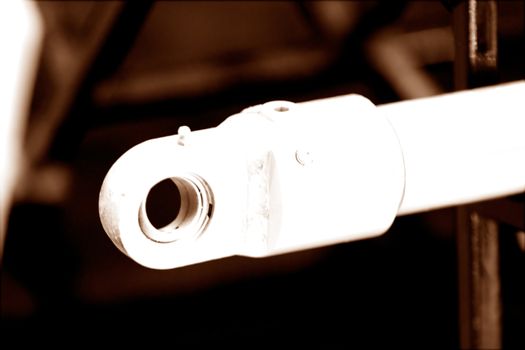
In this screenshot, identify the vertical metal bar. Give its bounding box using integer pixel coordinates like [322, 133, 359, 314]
[457, 209, 502, 349]
[452, 1, 501, 348]
[453, 0, 498, 90]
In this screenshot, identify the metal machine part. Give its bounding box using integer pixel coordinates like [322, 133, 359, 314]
[99, 80, 525, 270]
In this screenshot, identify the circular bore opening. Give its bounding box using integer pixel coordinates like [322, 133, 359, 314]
[145, 179, 182, 229]
[139, 175, 213, 243]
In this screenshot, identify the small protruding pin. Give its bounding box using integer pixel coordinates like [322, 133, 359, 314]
[177, 125, 191, 146]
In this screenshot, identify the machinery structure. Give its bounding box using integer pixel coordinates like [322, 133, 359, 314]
[99, 80, 525, 269]
[1, 1, 524, 348]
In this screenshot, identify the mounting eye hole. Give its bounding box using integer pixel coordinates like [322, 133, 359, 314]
[139, 174, 213, 243]
[144, 179, 182, 229]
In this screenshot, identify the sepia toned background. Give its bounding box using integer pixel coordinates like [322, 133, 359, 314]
[1, 1, 524, 347]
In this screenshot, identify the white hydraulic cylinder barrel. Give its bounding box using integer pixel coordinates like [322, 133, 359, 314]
[99, 80, 525, 270]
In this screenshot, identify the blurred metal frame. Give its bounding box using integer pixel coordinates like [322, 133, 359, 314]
[6, 1, 523, 345]
[26, 1, 153, 166]
[452, 0, 524, 348]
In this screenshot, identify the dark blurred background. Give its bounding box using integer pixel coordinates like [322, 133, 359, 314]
[1, 1, 524, 347]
